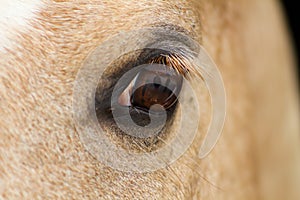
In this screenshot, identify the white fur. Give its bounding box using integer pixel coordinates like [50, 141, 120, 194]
[0, 0, 42, 52]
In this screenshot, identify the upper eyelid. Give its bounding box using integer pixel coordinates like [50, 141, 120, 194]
[94, 26, 200, 109]
[149, 23, 199, 45]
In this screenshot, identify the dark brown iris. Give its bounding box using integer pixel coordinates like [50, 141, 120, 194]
[125, 65, 183, 113]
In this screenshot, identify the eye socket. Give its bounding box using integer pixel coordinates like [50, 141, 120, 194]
[73, 28, 225, 172]
[118, 64, 183, 114]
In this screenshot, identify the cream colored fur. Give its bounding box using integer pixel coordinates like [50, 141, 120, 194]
[0, 0, 299, 199]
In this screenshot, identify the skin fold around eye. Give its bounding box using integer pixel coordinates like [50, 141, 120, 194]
[73, 27, 212, 172]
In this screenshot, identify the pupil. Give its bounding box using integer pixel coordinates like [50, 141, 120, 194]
[131, 82, 178, 112]
[153, 76, 161, 88]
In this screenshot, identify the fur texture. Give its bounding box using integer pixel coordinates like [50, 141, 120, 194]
[0, 0, 299, 199]
[0, 0, 42, 52]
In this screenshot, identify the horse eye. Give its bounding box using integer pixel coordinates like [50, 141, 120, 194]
[118, 64, 183, 113]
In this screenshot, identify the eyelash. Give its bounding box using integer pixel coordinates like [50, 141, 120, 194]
[94, 49, 193, 110]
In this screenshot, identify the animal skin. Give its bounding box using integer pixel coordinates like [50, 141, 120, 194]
[0, 0, 299, 199]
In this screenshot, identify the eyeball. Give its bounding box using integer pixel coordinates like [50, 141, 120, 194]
[118, 64, 183, 113]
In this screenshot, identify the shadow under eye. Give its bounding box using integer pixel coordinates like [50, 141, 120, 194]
[95, 49, 182, 153]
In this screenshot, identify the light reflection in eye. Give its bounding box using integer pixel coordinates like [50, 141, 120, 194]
[118, 64, 183, 113]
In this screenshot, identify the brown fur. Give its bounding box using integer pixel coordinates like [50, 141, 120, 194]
[0, 0, 299, 199]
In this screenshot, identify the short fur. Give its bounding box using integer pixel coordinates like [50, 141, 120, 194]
[0, 0, 299, 199]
